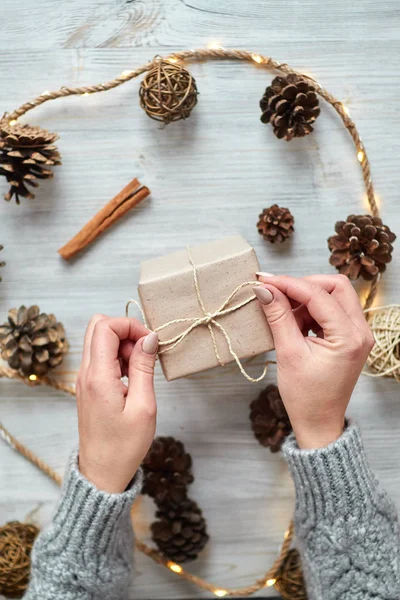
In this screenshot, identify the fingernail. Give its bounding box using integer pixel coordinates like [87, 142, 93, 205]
[256, 271, 274, 278]
[253, 286, 273, 305]
[142, 332, 159, 354]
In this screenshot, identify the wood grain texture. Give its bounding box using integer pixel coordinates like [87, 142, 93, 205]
[0, 1, 400, 598]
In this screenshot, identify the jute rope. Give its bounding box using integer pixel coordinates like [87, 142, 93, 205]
[4, 47, 380, 309]
[127, 247, 275, 383]
[0, 417, 294, 597]
[0, 364, 76, 396]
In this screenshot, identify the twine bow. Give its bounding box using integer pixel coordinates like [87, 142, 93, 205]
[127, 247, 274, 382]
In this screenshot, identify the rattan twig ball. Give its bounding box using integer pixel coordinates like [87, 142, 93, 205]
[139, 60, 198, 124]
[274, 548, 307, 600]
[364, 305, 400, 381]
[0, 521, 39, 598]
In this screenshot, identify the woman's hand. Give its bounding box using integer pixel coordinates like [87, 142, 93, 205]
[76, 315, 159, 493]
[254, 274, 375, 449]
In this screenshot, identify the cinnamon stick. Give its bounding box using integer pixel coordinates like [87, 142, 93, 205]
[58, 178, 150, 260]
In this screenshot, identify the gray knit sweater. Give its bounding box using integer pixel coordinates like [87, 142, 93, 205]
[25, 423, 399, 600]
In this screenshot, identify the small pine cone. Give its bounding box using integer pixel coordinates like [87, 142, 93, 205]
[142, 437, 194, 504]
[0, 122, 61, 204]
[260, 74, 320, 141]
[249, 384, 292, 452]
[257, 204, 294, 243]
[0, 245, 5, 282]
[0, 305, 69, 377]
[328, 214, 396, 280]
[151, 497, 209, 563]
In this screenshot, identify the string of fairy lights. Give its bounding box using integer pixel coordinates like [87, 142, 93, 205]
[0, 43, 383, 598]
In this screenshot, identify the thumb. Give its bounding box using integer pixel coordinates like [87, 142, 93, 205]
[127, 332, 158, 402]
[253, 284, 303, 355]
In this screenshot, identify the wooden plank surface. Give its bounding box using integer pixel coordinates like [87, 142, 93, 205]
[0, 1, 399, 597]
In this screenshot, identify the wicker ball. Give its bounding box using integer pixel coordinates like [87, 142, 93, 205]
[0, 521, 39, 598]
[274, 548, 307, 600]
[139, 60, 198, 124]
[365, 305, 400, 381]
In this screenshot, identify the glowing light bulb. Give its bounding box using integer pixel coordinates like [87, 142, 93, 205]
[343, 105, 350, 116]
[214, 590, 228, 597]
[29, 374, 37, 381]
[81, 92, 90, 97]
[208, 42, 222, 50]
[357, 150, 365, 163]
[168, 562, 182, 573]
[266, 578, 276, 587]
[167, 56, 179, 64]
[8, 120, 17, 126]
[251, 53, 263, 64]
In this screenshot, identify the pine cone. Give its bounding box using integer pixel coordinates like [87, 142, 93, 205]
[260, 74, 320, 141]
[249, 385, 292, 452]
[0, 305, 69, 376]
[0, 245, 5, 282]
[151, 497, 209, 563]
[328, 214, 396, 281]
[142, 437, 194, 504]
[0, 122, 61, 204]
[257, 204, 294, 243]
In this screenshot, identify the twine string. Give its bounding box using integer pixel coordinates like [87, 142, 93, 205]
[127, 247, 275, 383]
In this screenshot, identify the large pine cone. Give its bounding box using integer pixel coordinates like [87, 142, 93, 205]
[0, 305, 69, 376]
[260, 74, 320, 141]
[328, 214, 396, 280]
[249, 385, 292, 452]
[142, 437, 194, 504]
[257, 204, 294, 243]
[0, 122, 61, 204]
[151, 497, 209, 563]
[0, 245, 5, 282]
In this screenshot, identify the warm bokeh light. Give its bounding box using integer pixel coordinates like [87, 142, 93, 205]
[266, 578, 277, 587]
[251, 53, 264, 64]
[29, 374, 37, 381]
[207, 42, 222, 50]
[168, 562, 182, 573]
[357, 150, 365, 163]
[214, 590, 228, 597]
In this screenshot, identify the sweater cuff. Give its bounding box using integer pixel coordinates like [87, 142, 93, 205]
[283, 422, 380, 525]
[47, 451, 143, 556]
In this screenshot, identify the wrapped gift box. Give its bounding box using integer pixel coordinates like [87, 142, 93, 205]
[138, 235, 274, 381]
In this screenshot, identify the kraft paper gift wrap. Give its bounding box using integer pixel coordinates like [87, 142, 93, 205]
[138, 235, 274, 381]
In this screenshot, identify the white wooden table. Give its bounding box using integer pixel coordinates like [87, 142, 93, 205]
[1, 1, 399, 597]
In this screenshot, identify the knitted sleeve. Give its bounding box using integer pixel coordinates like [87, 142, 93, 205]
[24, 452, 143, 600]
[283, 422, 400, 600]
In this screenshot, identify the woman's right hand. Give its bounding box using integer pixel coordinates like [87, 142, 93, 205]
[76, 316, 159, 494]
[254, 274, 375, 449]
